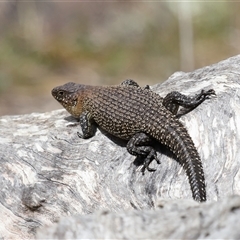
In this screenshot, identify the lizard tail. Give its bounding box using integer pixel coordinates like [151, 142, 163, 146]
[176, 138, 206, 202]
[153, 123, 206, 202]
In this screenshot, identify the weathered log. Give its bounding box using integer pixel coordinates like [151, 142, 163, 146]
[1, 55, 240, 239]
[36, 195, 240, 239]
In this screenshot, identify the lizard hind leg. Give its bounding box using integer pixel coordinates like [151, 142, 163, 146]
[120, 79, 150, 90]
[120, 79, 140, 88]
[163, 89, 215, 115]
[126, 132, 160, 174]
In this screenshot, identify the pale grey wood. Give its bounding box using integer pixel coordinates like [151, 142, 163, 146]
[36, 195, 240, 239]
[0, 55, 240, 239]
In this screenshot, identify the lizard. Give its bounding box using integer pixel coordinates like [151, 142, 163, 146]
[52, 79, 215, 202]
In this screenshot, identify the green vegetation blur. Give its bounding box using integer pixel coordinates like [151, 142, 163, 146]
[0, 2, 238, 115]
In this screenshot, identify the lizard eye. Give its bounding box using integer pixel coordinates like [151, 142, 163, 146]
[58, 91, 64, 96]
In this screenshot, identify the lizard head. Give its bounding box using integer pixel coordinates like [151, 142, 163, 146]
[51, 82, 87, 118]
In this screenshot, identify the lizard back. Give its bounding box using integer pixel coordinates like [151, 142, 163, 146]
[85, 85, 176, 140]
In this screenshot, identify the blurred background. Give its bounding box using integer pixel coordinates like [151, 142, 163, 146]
[0, 1, 239, 116]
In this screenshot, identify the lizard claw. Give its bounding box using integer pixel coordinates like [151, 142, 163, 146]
[141, 165, 156, 175]
[77, 132, 83, 138]
[202, 89, 216, 99]
[141, 151, 161, 175]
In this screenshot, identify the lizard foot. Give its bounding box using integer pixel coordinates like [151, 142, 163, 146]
[200, 89, 216, 99]
[126, 132, 160, 175]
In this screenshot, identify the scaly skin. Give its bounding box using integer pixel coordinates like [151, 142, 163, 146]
[52, 81, 215, 202]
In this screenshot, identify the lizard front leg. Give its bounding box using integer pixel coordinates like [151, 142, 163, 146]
[77, 112, 97, 139]
[163, 89, 215, 115]
[126, 132, 160, 174]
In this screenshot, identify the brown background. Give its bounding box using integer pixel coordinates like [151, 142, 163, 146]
[0, 1, 239, 115]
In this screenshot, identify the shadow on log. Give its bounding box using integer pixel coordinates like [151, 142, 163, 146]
[1, 55, 240, 239]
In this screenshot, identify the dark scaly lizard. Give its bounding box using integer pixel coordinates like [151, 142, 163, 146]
[52, 79, 215, 202]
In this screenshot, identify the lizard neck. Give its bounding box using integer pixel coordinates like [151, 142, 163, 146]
[69, 85, 97, 118]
